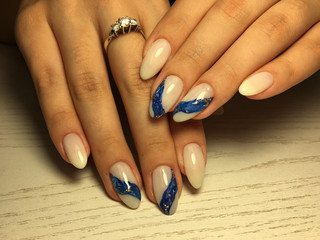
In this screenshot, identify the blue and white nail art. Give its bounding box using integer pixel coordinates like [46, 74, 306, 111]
[150, 76, 183, 119]
[110, 162, 141, 209]
[151, 80, 166, 118]
[173, 83, 214, 122]
[159, 169, 178, 215]
[111, 174, 141, 201]
[173, 97, 213, 115]
[153, 166, 178, 215]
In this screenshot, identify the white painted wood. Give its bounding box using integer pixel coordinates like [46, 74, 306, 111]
[1, 44, 319, 239]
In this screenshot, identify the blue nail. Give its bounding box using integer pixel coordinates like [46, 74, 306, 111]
[110, 174, 141, 201]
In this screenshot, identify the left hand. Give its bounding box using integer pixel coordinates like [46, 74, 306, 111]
[140, 0, 320, 122]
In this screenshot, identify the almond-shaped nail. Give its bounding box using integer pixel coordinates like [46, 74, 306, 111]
[150, 75, 183, 118]
[140, 39, 171, 80]
[184, 143, 205, 189]
[173, 83, 214, 122]
[239, 72, 274, 96]
[153, 166, 178, 215]
[63, 133, 87, 169]
[110, 162, 141, 209]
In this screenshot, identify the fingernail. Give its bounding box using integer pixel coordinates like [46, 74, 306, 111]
[140, 39, 171, 80]
[239, 72, 274, 96]
[63, 133, 87, 169]
[173, 83, 213, 122]
[150, 75, 183, 118]
[110, 162, 141, 209]
[184, 143, 205, 189]
[153, 166, 178, 215]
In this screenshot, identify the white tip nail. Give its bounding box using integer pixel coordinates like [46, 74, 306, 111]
[110, 162, 141, 209]
[63, 133, 87, 169]
[239, 72, 274, 96]
[150, 75, 183, 118]
[184, 144, 205, 189]
[153, 166, 178, 215]
[140, 39, 171, 80]
[173, 83, 214, 122]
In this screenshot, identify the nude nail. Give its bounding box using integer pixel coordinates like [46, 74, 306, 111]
[110, 162, 141, 209]
[63, 133, 87, 169]
[173, 83, 214, 122]
[150, 75, 183, 118]
[239, 72, 274, 96]
[153, 166, 178, 215]
[184, 143, 205, 189]
[140, 39, 171, 80]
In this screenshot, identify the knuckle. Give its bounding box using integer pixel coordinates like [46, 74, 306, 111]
[48, 110, 76, 131]
[177, 43, 204, 68]
[33, 67, 62, 96]
[256, 13, 291, 41]
[217, 0, 249, 21]
[94, 134, 123, 158]
[72, 71, 107, 102]
[143, 134, 172, 152]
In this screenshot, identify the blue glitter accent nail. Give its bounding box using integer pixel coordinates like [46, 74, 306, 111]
[173, 97, 213, 115]
[151, 80, 166, 118]
[159, 170, 178, 215]
[110, 174, 141, 201]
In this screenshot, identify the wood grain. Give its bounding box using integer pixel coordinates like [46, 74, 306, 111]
[0, 44, 319, 239]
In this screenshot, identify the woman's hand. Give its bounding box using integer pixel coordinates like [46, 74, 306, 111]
[14, 0, 207, 215]
[141, 0, 320, 122]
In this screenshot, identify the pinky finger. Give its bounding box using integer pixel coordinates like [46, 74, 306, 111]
[239, 22, 320, 100]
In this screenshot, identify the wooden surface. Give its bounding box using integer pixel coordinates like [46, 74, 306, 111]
[0, 44, 319, 239]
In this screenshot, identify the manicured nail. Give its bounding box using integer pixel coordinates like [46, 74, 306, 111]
[239, 72, 274, 96]
[150, 76, 183, 118]
[173, 83, 213, 122]
[153, 166, 178, 215]
[140, 39, 171, 80]
[184, 143, 205, 189]
[63, 133, 87, 169]
[110, 162, 141, 209]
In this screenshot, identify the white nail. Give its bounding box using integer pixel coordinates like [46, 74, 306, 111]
[239, 72, 274, 96]
[63, 133, 87, 169]
[153, 166, 178, 215]
[110, 162, 141, 209]
[140, 39, 171, 80]
[173, 83, 214, 122]
[150, 75, 183, 118]
[184, 143, 205, 189]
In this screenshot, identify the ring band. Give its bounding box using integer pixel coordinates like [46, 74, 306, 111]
[104, 16, 145, 51]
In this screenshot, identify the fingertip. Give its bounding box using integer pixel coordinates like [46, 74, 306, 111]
[62, 133, 88, 169]
[238, 72, 274, 97]
[140, 38, 171, 80]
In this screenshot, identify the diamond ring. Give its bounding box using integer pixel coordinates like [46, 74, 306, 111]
[104, 16, 145, 51]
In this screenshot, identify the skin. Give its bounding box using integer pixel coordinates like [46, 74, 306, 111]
[145, 0, 320, 120]
[1, 0, 208, 211]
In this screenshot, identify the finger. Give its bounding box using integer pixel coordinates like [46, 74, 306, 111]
[49, 4, 142, 208]
[15, 4, 89, 169]
[108, 24, 182, 214]
[140, 0, 216, 80]
[175, 0, 320, 122]
[239, 22, 320, 99]
[148, 0, 279, 119]
[169, 117, 207, 189]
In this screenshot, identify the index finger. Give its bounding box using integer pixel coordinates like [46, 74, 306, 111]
[140, 0, 215, 80]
